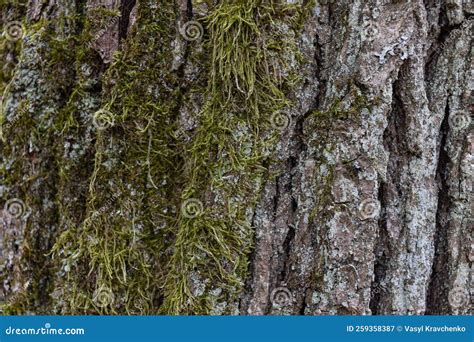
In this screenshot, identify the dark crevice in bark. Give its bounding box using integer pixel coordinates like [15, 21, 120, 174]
[280, 157, 297, 284]
[186, 0, 193, 18]
[370, 75, 409, 314]
[118, 0, 136, 40]
[273, 176, 281, 215]
[239, 197, 264, 314]
[288, 10, 321, 316]
[280, 223, 295, 283]
[426, 101, 451, 315]
[75, 0, 87, 32]
[298, 287, 308, 315]
[311, 10, 324, 110]
[272, 164, 293, 302]
[370, 181, 388, 314]
[288, 99, 313, 314]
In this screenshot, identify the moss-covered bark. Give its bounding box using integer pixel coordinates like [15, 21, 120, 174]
[1, 0, 472, 315]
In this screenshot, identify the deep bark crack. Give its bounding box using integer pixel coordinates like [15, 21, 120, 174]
[119, 0, 136, 41]
[426, 100, 451, 314]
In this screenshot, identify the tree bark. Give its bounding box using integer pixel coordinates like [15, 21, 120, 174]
[0, 0, 472, 315]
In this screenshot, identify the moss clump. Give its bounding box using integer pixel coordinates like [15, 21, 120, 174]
[161, 0, 310, 314]
[28, 0, 312, 315]
[51, 1, 181, 314]
[0, 1, 28, 131]
[1, 9, 85, 313]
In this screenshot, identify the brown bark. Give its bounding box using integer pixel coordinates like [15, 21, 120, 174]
[0, 0, 472, 315]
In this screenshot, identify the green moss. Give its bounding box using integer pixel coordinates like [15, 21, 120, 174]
[4, 0, 314, 315]
[0, 12, 80, 312]
[51, 1, 181, 314]
[161, 0, 310, 314]
[0, 9, 26, 121]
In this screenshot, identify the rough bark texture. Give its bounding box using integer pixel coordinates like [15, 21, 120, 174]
[0, 0, 472, 315]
